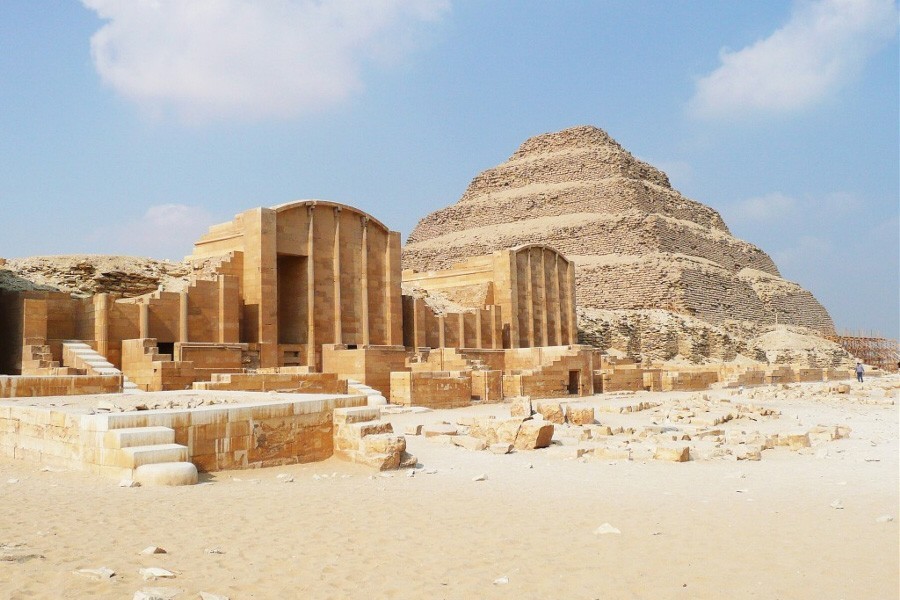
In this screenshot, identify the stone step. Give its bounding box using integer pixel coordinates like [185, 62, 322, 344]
[134, 462, 198, 486]
[333, 406, 381, 425]
[121, 444, 188, 468]
[105, 426, 176, 449]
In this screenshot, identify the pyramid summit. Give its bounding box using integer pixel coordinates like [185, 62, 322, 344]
[403, 125, 835, 355]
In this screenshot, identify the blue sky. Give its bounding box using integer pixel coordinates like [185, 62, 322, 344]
[1, 0, 897, 336]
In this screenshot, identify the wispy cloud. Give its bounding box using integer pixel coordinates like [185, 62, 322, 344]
[689, 0, 898, 119]
[731, 192, 797, 222]
[82, 0, 449, 123]
[91, 204, 215, 259]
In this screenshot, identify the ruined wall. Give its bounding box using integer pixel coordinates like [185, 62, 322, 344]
[390, 371, 471, 408]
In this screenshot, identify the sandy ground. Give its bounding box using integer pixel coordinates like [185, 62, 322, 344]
[1, 378, 897, 600]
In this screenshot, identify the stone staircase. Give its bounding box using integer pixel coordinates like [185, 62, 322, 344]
[332, 406, 416, 470]
[347, 379, 388, 406]
[103, 425, 197, 486]
[21, 338, 58, 373]
[62, 341, 140, 393]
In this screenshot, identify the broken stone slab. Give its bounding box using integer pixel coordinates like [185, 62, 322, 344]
[133, 588, 182, 600]
[422, 423, 458, 437]
[726, 445, 762, 461]
[75, 567, 116, 580]
[361, 434, 408, 470]
[468, 417, 500, 445]
[593, 523, 621, 535]
[199, 593, 230, 600]
[514, 421, 554, 450]
[496, 418, 527, 444]
[489, 443, 513, 455]
[535, 402, 565, 424]
[451, 435, 487, 452]
[593, 446, 632, 461]
[0, 543, 43, 563]
[140, 567, 176, 581]
[585, 424, 613, 438]
[508, 396, 533, 418]
[403, 423, 423, 436]
[653, 444, 690, 462]
[564, 405, 595, 425]
[786, 432, 811, 450]
[140, 546, 167, 555]
[472, 473, 488, 482]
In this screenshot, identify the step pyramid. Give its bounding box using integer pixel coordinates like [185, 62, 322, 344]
[403, 126, 835, 337]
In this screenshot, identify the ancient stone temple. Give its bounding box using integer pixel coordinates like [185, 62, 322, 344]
[403, 125, 836, 338]
[189, 201, 404, 370]
[402, 244, 577, 349]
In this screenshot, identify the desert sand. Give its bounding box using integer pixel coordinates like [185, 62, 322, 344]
[1, 377, 897, 600]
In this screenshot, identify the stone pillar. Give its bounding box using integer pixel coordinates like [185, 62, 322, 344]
[139, 303, 149, 338]
[525, 249, 534, 347]
[438, 315, 445, 348]
[383, 231, 395, 345]
[95, 293, 109, 358]
[554, 254, 563, 347]
[475, 309, 483, 349]
[360, 216, 370, 346]
[540, 249, 549, 347]
[508, 252, 519, 348]
[179, 291, 189, 343]
[332, 206, 342, 345]
[306, 204, 317, 367]
[217, 276, 227, 343]
[566, 261, 577, 344]
[458, 314, 466, 349]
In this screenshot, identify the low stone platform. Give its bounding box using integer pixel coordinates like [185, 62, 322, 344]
[0, 390, 369, 482]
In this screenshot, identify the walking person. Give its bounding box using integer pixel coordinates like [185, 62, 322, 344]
[855, 362, 864, 383]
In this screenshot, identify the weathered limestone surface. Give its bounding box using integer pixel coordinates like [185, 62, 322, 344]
[403, 125, 837, 361]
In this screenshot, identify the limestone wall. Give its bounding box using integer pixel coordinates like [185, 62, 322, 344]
[390, 371, 471, 409]
[0, 375, 122, 398]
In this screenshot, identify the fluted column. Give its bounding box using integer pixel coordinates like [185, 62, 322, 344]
[360, 216, 370, 346]
[332, 207, 342, 344]
[139, 303, 149, 338]
[179, 291, 189, 343]
[95, 293, 109, 359]
[554, 254, 563, 346]
[306, 204, 316, 367]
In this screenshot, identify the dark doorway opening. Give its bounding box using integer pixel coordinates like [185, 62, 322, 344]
[277, 254, 307, 344]
[567, 370, 580, 395]
[157, 342, 175, 359]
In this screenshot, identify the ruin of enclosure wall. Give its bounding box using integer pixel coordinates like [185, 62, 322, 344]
[190, 201, 403, 370]
[401, 245, 577, 349]
[0, 273, 242, 374]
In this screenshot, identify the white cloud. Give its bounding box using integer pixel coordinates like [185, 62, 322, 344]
[773, 234, 833, 269]
[82, 0, 449, 123]
[689, 0, 898, 119]
[732, 192, 797, 221]
[93, 204, 216, 259]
